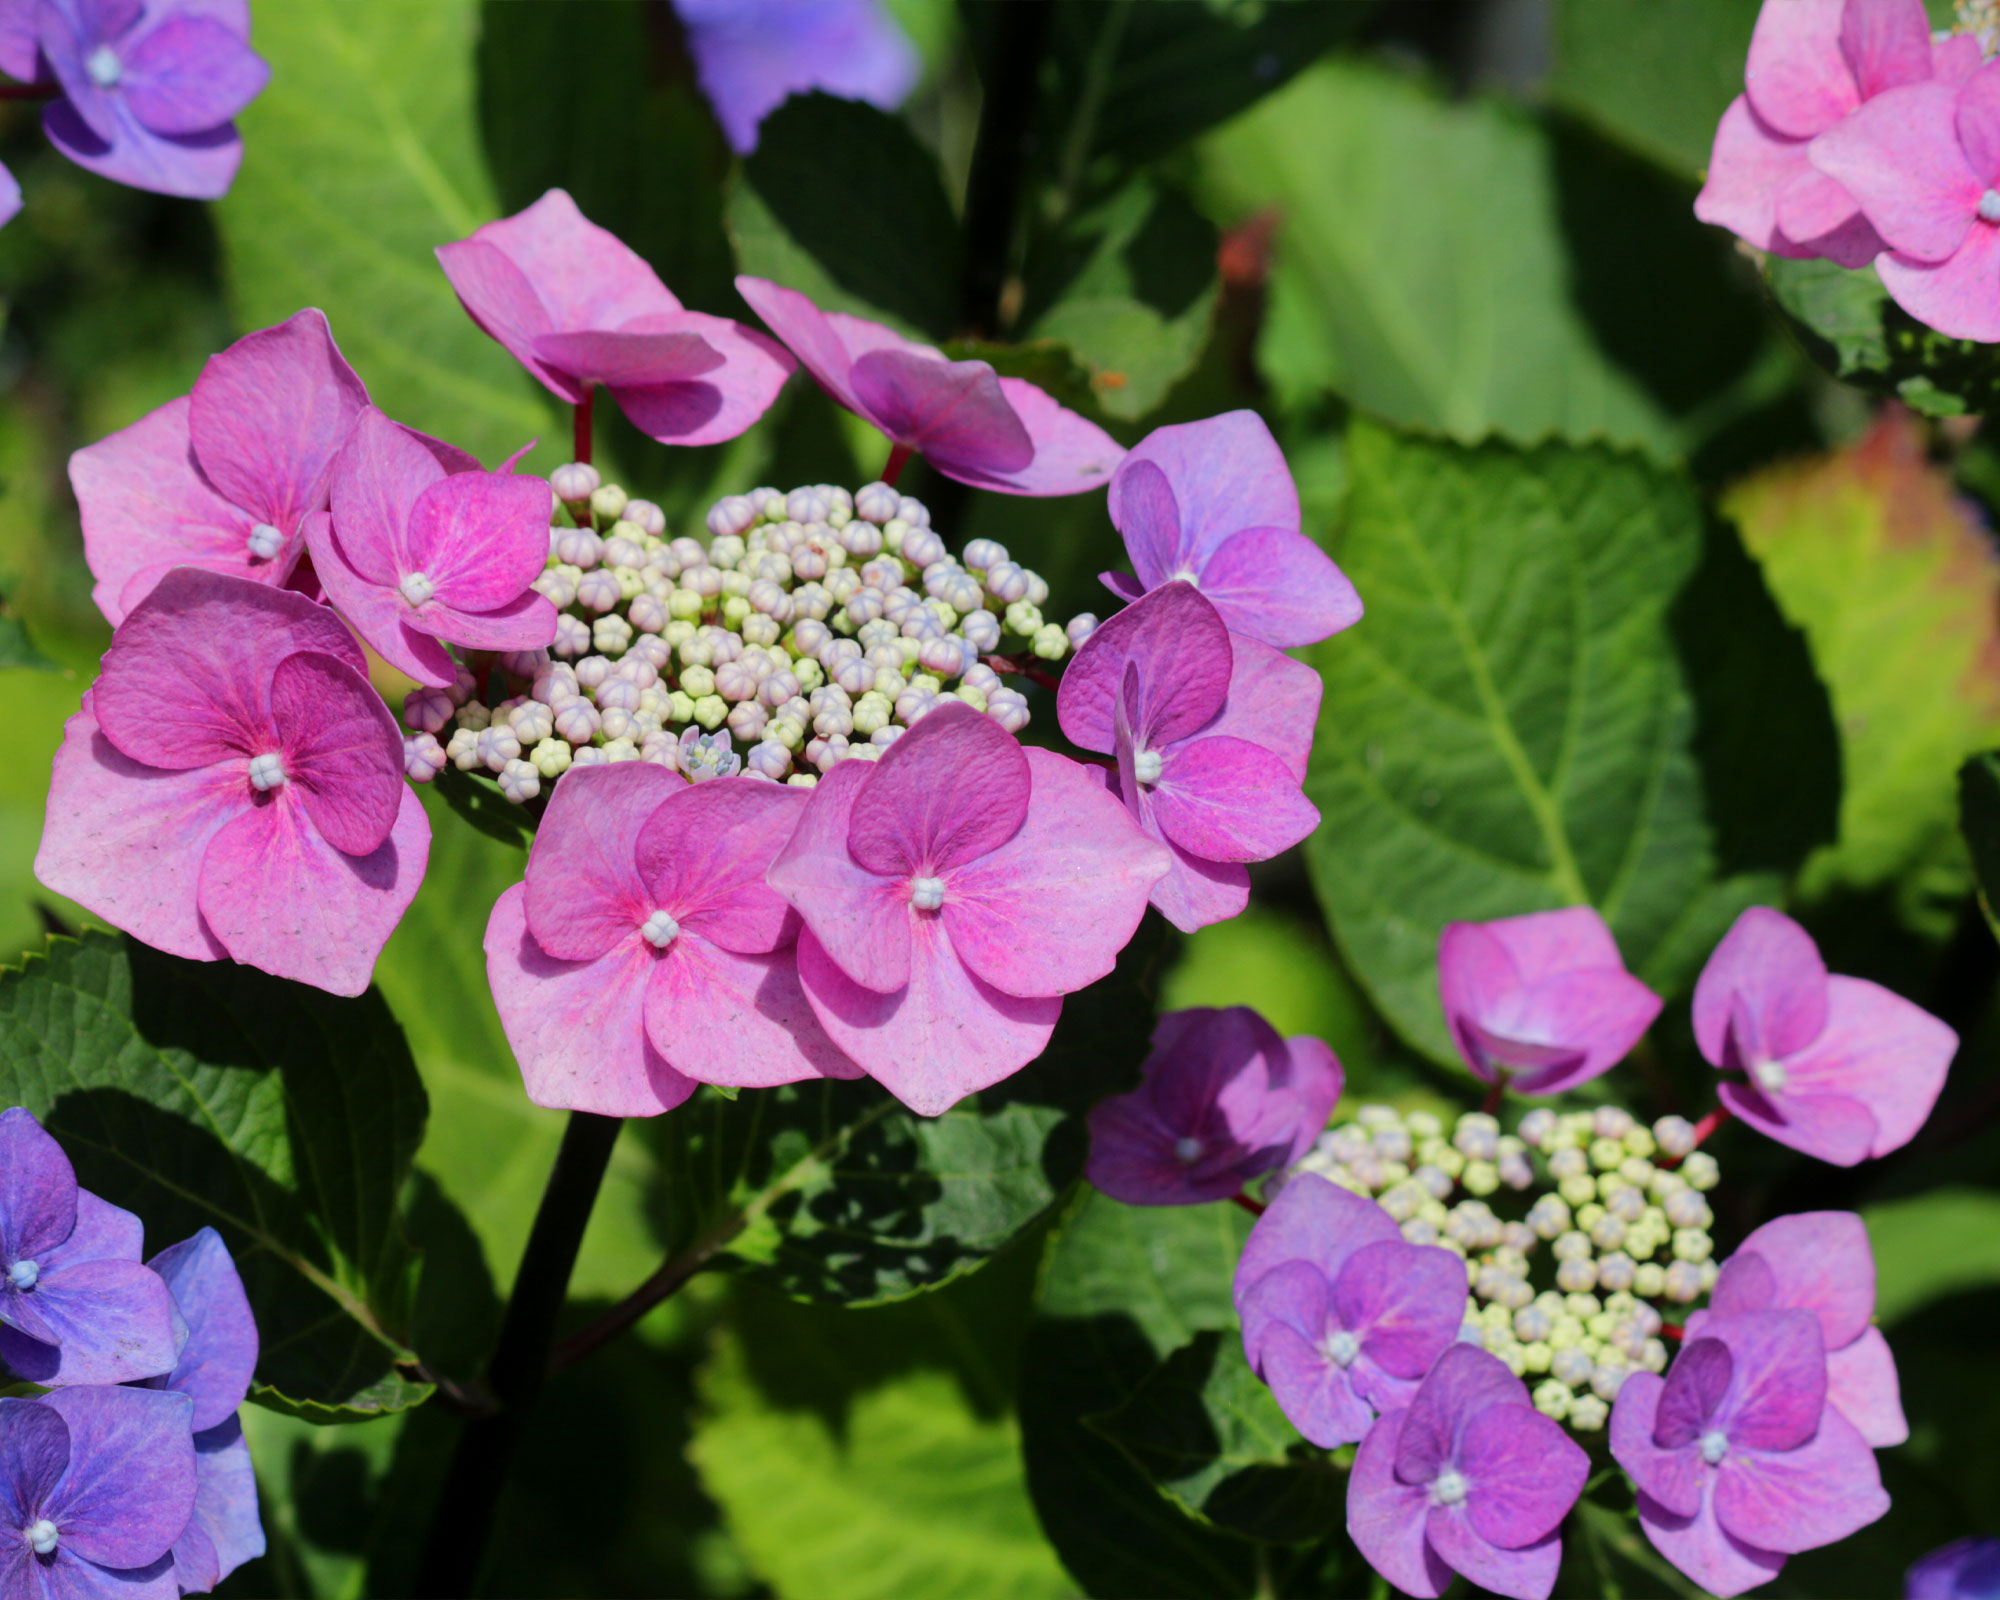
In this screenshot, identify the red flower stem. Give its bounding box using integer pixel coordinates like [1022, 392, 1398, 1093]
[1231, 1192, 1266, 1218]
[1481, 1080, 1504, 1117]
[1661, 1323, 1685, 1342]
[572, 388, 594, 466]
[1688, 1105, 1730, 1151]
[882, 441, 914, 486]
[0, 83, 58, 101]
[980, 652, 1060, 692]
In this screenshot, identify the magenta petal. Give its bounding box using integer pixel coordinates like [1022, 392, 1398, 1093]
[1637, 1485, 1787, 1600]
[484, 884, 695, 1117]
[1809, 81, 1981, 261]
[643, 937, 860, 1088]
[1347, 1410, 1454, 1600]
[1336, 1241, 1467, 1381]
[122, 15, 268, 136]
[1259, 1319, 1376, 1448]
[1825, 1325, 1906, 1447]
[1696, 97, 1815, 255]
[270, 651, 404, 857]
[846, 704, 1031, 877]
[1715, 1404, 1888, 1555]
[942, 747, 1166, 997]
[1278, 1035, 1343, 1162]
[458, 188, 682, 339]
[0, 1108, 77, 1264]
[1459, 1404, 1587, 1549]
[1838, 0, 1934, 99]
[768, 761, 913, 994]
[40, 1387, 195, 1570]
[1719, 1078, 1879, 1165]
[1483, 904, 1622, 980]
[1195, 526, 1363, 649]
[850, 349, 1035, 475]
[636, 777, 807, 955]
[1773, 165, 1875, 263]
[1726, 1213, 1875, 1348]
[1193, 634, 1321, 782]
[608, 312, 795, 446]
[524, 763, 681, 961]
[1611, 1371, 1704, 1520]
[1692, 905, 1829, 1067]
[1394, 1345, 1528, 1486]
[326, 407, 448, 587]
[1145, 833, 1251, 934]
[1057, 582, 1233, 755]
[1110, 458, 1186, 589]
[403, 469, 552, 613]
[531, 328, 722, 387]
[946, 376, 1122, 495]
[795, 920, 1059, 1116]
[1426, 1507, 1563, 1600]
[187, 308, 368, 535]
[35, 707, 238, 964]
[1957, 59, 2000, 185]
[1149, 735, 1319, 863]
[1745, 0, 1853, 137]
[1240, 1257, 1332, 1355]
[196, 784, 429, 997]
[307, 522, 458, 688]
[1705, 1311, 1827, 1452]
[1505, 969, 1662, 1093]
[434, 237, 570, 401]
[419, 589, 558, 655]
[1781, 974, 1955, 1157]
[1116, 412, 1299, 561]
[733, 273, 869, 415]
[1878, 223, 2000, 341]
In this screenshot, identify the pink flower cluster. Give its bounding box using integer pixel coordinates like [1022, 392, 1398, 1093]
[1698, 0, 2000, 341]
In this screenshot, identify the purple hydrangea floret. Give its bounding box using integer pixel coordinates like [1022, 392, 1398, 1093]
[1909, 1537, 2000, 1600]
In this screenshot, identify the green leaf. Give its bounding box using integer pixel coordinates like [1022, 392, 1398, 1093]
[0, 933, 430, 1420]
[1550, 0, 1757, 178]
[0, 597, 57, 672]
[216, 0, 557, 467]
[1196, 60, 1673, 453]
[727, 93, 963, 340]
[1961, 752, 2000, 938]
[1019, 1191, 1261, 1597]
[430, 766, 535, 852]
[647, 916, 1169, 1304]
[1305, 420, 1757, 1064]
[1864, 1189, 2000, 1326]
[1088, 1329, 1343, 1543]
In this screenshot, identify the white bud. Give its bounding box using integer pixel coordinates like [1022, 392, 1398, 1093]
[403, 733, 446, 782]
[497, 759, 540, 802]
[551, 462, 600, 502]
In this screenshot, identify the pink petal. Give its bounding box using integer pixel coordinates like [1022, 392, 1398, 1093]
[270, 651, 404, 857]
[642, 936, 859, 1088]
[483, 884, 696, 1117]
[1482, 905, 1624, 983]
[1957, 59, 2000, 185]
[1826, 1325, 1906, 1447]
[1502, 968, 1662, 1094]
[940, 746, 1167, 997]
[734, 275, 867, 416]
[1115, 412, 1298, 562]
[1745, 0, 1854, 138]
[1438, 920, 1522, 1083]
[1837, 0, 1934, 100]
[187, 309, 368, 535]
[1774, 166, 1883, 267]
[433, 236, 572, 402]
[1110, 457, 1187, 589]
[523, 762, 681, 962]
[1347, 1409, 1453, 1600]
[768, 761, 913, 994]
[607, 311, 796, 446]
[1424, 1507, 1562, 1600]
[1719, 1078, 1878, 1165]
[122, 14, 268, 136]
[1809, 81, 1981, 261]
[404, 468, 552, 613]
[1707, 1311, 1827, 1452]
[1693, 908, 1829, 1065]
[1696, 97, 1816, 256]
[636, 776, 808, 955]
[1727, 1213, 1876, 1348]
[1194, 526, 1363, 649]
[326, 407, 447, 588]
[417, 588, 559, 654]
[1235, 1174, 1405, 1359]
[961, 375, 1123, 495]
[1395, 1345, 1529, 1485]
[457, 188, 682, 339]
[307, 518, 458, 689]
[1057, 581, 1233, 756]
[531, 327, 723, 387]
[1200, 633, 1322, 782]
[1636, 1484, 1787, 1600]
[846, 703, 1030, 877]
[1149, 734, 1319, 863]
[1877, 222, 2000, 341]
[794, 920, 1059, 1116]
[1278, 1034, 1344, 1161]
[1780, 975, 1955, 1156]
[1335, 1240, 1467, 1380]
[1258, 1317, 1376, 1447]
[1148, 831, 1251, 934]
[69, 395, 271, 627]
[196, 783, 429, 997]
[92, 567, 363, 770]
[1935, 32, 1984, 86]
[849, 348, 1034, 475]
[1611, 1372, 1704, 1520]
[1714, 1404, 1888, 1554]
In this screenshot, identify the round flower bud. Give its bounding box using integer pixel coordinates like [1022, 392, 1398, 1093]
[902, 528, 946, 569]
[620, 498, 666, 537]
[497, 759, 540, 803]
[1550, 1348, 1593, 1387]
[786, 486, 830, 525]
[551, 462, 601, 503]
[1662, 1190, 1712, 1230]
[1400, 1218, 1439, 1246]
[627, 593, 669, 634]
[1462, 1160, 1500, 1197]
[595, 678, 641, 714]
[589, 484, 628, 524]
[529, 738, 573, 778]
[1652, 1116, 1697, 1159]
[854, 482, 899, 523]
[602, 533, 645, 570]
[403, 733, 446, 782]
[984, 560, 1031, 604]
[962, 539, 1008, 571]
[1552, 1230, 1593, 1263]
[477, 725, 522, 772]
[551, 615, 592, 657]
[1547, 1147, 1587, 1181]
[1066, 612, 1099, 648]
[593, 615, 634, 654]
[553, 698, 601, 744]
[404, 686, 454, 733]
[574, 655, 614, 690]
[556, 526, 603, 569]
[727, 701, 769, 743]
[959, 609, 1001, 653]
[693, 694, 728, 730]
[986, 688, 1031, 732]
[1030, 623, 1068, 661]
[509, 701, 556, 744]
[1596, 1252, 1637, 1293]
[747, 740, 792, 780]
[758, 669, 801, 708]
[1671, 1228, 1712, 1264]
[1559, 1173, 1599, 1208]
[1568, 1394, 1609, 1433]
[573, 569, 619, 614]
[1532, 1379, 1573, 1421]
[1681, 1151, 1720, 1190]
[1555, 1258, 1598, 1293]
[1632, 1262, 1666, 1299]
[840, 520, 883, 558]
[1592, 1106, 1635, 1141]
[1661, 1262, 1703, 1303]
[680, 664, 717, 699]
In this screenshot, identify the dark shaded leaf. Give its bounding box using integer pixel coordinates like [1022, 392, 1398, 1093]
[1551, 0, 1757, 178]
[1962, 752, 2000, 940]
[0, 598, 58, 672]
[431, 766, 535, 852]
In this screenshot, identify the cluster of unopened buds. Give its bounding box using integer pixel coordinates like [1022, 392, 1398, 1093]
[406, 470, 1092, 804]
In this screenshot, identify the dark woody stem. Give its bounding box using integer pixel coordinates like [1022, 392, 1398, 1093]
[882, 440, 914, 487]
[548, 1216, 741, 1377]
[573, 388, 595, 466]
[1230, 1192, 1266, 1218]
[412, 1111, 623, 1597]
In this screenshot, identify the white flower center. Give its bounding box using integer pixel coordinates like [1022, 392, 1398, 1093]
[399, 571, 436, 607]
[640, 910, 680, 949]
[910, 876, 945, 911]
[85, 44, 120, 87]
[1430, 1468, 1469, 1506]
[1323, 1329, 1361, 1368]
[24, 1519, 56, 1556]
[1132, 748, 1163, 786]
[1172, 1135, 1204, 1165]
[7, 1260, 36, 1291]
[1981, 188, 2000, 223]
[247, 753, 288, 791]
[1751, 1058, 1787, 1093]
[1170, 567, 1198, 584]
[246, 523, 284, 562]
[1700, 1429, 1730, 1465]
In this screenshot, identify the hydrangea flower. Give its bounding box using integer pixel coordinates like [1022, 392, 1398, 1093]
[436, 189, 795, 447]
[10, 0, 269, 200]
[1610, 1309, 1889, 1598]
[1694, 0, 1970, 265]
[1909, 1537, 2000, 1600]
[0, 1108, 177, 1387]
[735, 276, 1125, 495]
[1693, 905, 1955, 1165]
[1437, 907, 1661, 1096]
[1348, 1342, 1589, 1600]
[768, 703, 1169, 1115]
[305, 407, 557, 688]
[672, 0, 919, 154]
[1085, 1006, 1342, 1206]
[487, 763, 859, 1116]
[1056, 581, 1321, 933]
[1687, 1211, 1904, 1448]
[1232, 1176, 1467, 1449]
[0, 1386, 197, 1600]
[1810, 58, 2000, 340]
[35, 569, 431, 996]
[69, 309, 371, 626]
[1100, 411, 1361, 649]
[139, 1228, 262, 1592]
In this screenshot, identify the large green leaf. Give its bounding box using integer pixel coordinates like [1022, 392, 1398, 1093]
[1864, 1189, 2000, 1326]
[0, 933, 429, 1420]
[1551, 0, 1756, 178]
[1197, 60, 1672, 453]
[1305, 420, 1756, 1064]
[1961, 752, 2000, 938]
[217, 0, 556, 466]
[646, 916, 1167, 1304]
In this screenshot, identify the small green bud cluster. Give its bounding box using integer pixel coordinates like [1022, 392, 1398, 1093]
[1285, 1102, 1723, 1436]
[415, 468, 1100, 801]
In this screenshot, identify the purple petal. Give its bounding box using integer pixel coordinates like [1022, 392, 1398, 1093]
[1703, 1311, 1828, 1453]
[0, 0, 38, 82]
[1149, 735, 1319, 863]
[144, 1228, 256, 1433]
[523, 762, 681, 962]
[1723, 1213, 1875, 1349]
[1692, 906, 1829, 1069]
[1809, 81, 1981, 261]
[483, 884, 697, 1117]
[1425, 1506, 1563, 1600]
[1193, 526, 1362, 649]
[1458, 1403, 1587, 1549]
[1826, 1325, 1906, 1448]
[1276, 1035, 1342, 1155]
[1719, 1077, 1879, 1166]
[1232, 1174, 1402, 1347]
[637, 778, 807, 955]
[767, 760, 914, 995]
[1706, 1249, 1779, 1321]
[531, 328, 722, 388]
[121, 14, 267, 136]
[1838, 0, 1934, 99]
[1259, 1319, 1376, 1448]
[1057, 581, 1233, 757]
[1779, 975, 1956, 1158]
[1110, 458, 1187, 589]
[39, 1386, 194, 1570]
[1336, 1241, 1468, 1381]
[43, 96, 244, 202]
[1654, 1336, 1732, 1447]
[1695, 96, 1817, 256]
[1714, 1402, 1888, 1555]
[1098, 569, 1145, 605]
[195, 782, 429, 998]
[0, 1398, 68, 1530]
[850, 349, 1034, 476]
[950, 377, 1123, 496]
[846, 703, 1030, 877]
[1346, 1409, 1454, 1600]
[270, 651, 405, 858]
[734, 276, 869, 418]
[1636, 1486, 1787, 1600]
[607, 312, 795, 447]
[644, 936, 860, 1089]
[1611, 1372, 1704, 1520]
[1115, 412, 1298, 564]
[0, 1109, 78, 1267]
[1394, 1344, 1528, 1487]
[1878, 218, 2000, 341]
[172, 1417, 263, 1593]
[1240, 1257, 1332, 1354]
[1907, 1537, 2000, 1600]
[1744, 0, 1854, 138]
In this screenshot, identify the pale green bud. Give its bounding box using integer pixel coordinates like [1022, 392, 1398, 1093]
[1559, 1173, 1598, 1208]
[1682, 1151, 1720, 1190]
[680, 665, 717, 698]
[669, 588, 704, 621]
[693, 695, 727, 730]
[530, 738, 573, 778]
[1632, 1262, 1666, 1298]
[1568, 1394, 1609, 1432]
[1462, 1160, 1500, 1196]
[1532, 1380, 1573, 1420]
[1672, 1228, 1712, 1263]
[1031, 623, 1068, 660]
[1623, 1127, 1657, 1159]
[1522, 1341, 1552, 1374]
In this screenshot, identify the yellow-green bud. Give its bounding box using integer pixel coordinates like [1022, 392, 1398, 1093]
[693, 694, 727, 730]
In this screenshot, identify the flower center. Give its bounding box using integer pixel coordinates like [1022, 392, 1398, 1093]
[23, 1519, 56, 1556]
[1750, 1058, 1787, 1093]
[6, 1260, 36, 1291]
[246, 523, 284, 562]
[1699, 1429, 1730, 1465]
[1430, 1468, 1469, 1506]
[1981, 189, 2000, 224]
[1322, 1329, 1361, 1368]
[399, 571, 436, 607]
[1172, 1135, 1204, 1165]
[247, 753, 288, 792]
[85, 44, 120, 87]
[1132, 748, 1163, 786]
[910, 876, 946, 911]
[640, 910, 679, 949]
